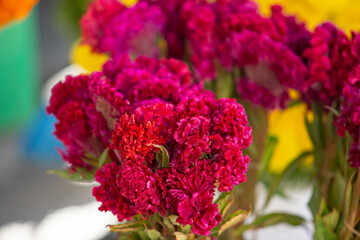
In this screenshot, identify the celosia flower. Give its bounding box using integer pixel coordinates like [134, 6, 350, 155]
[335, 82, 360, 168]
[48, 54, 199, 170]
[49, 54, 252, 235]
[0, 0, 38, 27]
[117, 163, 163, 216]
[167, 165, 222, 235]
[80, 0, 126, 52]
[100, 1, 166, 57]
[302, 23, 356, 105]
[232, 30, 307, 109]
[111, 113, 165, 165]
[93, 162, 136, 221]
[47, 75, 109, 170]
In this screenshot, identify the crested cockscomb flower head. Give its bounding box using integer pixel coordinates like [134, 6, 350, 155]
[100, 1, 166, 57]
[335, 81, 360, 168]
[49, 52, 252, 235]
[111, 113, 165, 165]
[80, 0, 126, 52]
[117, 163, 164, 216]
[93, 162, 136, 221]
[302, 23, 358, 106]
[47, 74, 108, 170]
[232, 30, 307, 109]
[167, 165, 222, 235]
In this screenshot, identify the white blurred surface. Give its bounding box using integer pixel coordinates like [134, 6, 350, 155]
[244, 184, 313, 240]
[0, 202, 117, 240]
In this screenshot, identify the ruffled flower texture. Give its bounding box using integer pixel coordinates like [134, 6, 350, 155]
[216, 5, 309, 109]
[80, 0, 310, 109]
[81, 0, 167, 58]
[48, 54, 252, 235]
[335, 71, 360, 168]
[302, 23, 357, 106]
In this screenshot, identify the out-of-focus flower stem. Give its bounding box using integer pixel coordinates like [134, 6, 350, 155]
[343, 169, 360, 240]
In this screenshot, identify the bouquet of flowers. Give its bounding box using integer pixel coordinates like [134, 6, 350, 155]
[48, 0, 360, 239]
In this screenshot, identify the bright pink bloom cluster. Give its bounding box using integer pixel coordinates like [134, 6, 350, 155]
[302, 23, 360, 106]
[335, 71, 360, 168]
[80, 0, 310, 109]
[48, 55, 252, 235]
[185, 4, 309, 108]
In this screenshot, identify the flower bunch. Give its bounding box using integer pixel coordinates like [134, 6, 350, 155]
[48, 54, 252, 236]
[49, 0, 360, 238]
[80, 0, 310, 109]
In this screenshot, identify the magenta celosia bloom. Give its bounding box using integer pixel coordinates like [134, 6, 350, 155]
[180, 2, 309, 108]
[302, 23, 359, 106]
[47, 74, 109, 170]
[111, 113, 165, 165]
[49, 54, 252, 235]
[335, 82, 360, 168]
[80, 0, 309, 110]
[167, 165, 222, 235]
[100, 2, 166, 57]
[93, 162, 136, 221]
[233, 30, 307, 109]
[117, 163, 164, 216]
[80, 0, 126, 52]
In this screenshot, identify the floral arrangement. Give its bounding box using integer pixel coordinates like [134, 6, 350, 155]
[0, 0, 38, 27]
[48, 0, 360, 239]
[48, 55, 252, 238]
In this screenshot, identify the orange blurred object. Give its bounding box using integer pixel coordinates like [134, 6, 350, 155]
[0, 0, 39, 27]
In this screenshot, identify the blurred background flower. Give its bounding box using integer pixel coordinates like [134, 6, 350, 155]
[0, 0, 39, 28]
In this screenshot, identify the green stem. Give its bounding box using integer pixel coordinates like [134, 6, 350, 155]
[344, 169, 360, 240]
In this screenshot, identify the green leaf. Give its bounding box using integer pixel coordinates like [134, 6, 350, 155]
[215, 191, 234, 217]
[180, 224, 191, 233]
[218, 208, 251, 236]
[309, 182, 321, 217]
[215, 190, 233, 204]
[324, 105, 340, 117]
[47, 167, 96, 182]
[236, 213, 305, 235]
[153, 145, 169, 168]
[108, 221, 145, 230]
[108, 221, 145, 233]
[110, 227, 144, 233]
[220, 197, 234, 218]
[215, 70, 235, 99]
[305, 114, 316, 147]
[165, 215, 180, 226]
[257, 136, 278, 180]
[98, 148, 109, 168]
[117, 232, 142, 240]
[162, 217, 175, 234]
[322, 209, 339, 231]
[344, 171, 355, 221]
[136, 231, 150, 240]
[263, 151, 313, 209]
[173, 232, 188, 240]
[145, 229, 161, 240]
[313, 103, 325, 149]
[314, 215, 337, 240]
[329, 173, 345, 212]
[319, 199, 329, 216]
